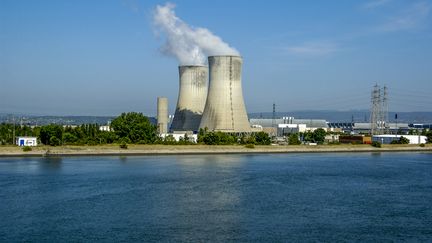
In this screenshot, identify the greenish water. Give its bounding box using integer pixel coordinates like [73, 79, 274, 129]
[1, 153, 431, 242]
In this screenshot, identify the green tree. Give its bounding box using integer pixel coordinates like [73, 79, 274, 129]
[254, 131, 271, 145]
[312, 128, 326, 144]
[288, 133, 301, 145]
[391, 136, 410, 144]
[110, 112, 157, 144]
[40, 124, 63, 146]
[425, 130, 432, 144]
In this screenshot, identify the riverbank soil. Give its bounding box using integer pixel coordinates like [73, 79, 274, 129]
[0, 144, 431, 157]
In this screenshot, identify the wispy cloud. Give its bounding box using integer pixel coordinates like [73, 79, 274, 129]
[122, 0, 140, 13]
[363, 0, 392, 9]
[377, 1, 431, 32]
[284, 42, 339, 57]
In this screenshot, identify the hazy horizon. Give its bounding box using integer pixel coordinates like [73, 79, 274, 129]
[1, 1, 431, 115]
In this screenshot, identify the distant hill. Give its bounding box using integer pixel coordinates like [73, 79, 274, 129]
[0, 115, 157, 126]
[1, 111, 431, 125]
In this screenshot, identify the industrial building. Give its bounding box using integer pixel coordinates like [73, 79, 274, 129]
[249, 117, 328, 136]
[328, 122, 410, 134]
[372, 135, 427, 144]
[199, 56, 251, 133]
[170, 65, 208, 132]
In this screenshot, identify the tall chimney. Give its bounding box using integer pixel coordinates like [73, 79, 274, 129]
[157, 97, 168, 134]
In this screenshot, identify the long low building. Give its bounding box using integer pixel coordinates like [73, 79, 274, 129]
[372, 135, 427, 144]
[249, 118, 328, 129]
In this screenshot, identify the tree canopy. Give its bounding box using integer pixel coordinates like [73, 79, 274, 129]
[110, 112, 157, 144]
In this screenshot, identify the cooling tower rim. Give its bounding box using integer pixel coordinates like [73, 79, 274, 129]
[178, 65, 207, 68]
[208, 55, 242, 58]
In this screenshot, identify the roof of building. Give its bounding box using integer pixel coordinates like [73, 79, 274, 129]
[249, 118, 328, 128]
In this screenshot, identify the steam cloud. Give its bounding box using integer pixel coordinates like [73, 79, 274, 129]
[153, 3, 239, 65]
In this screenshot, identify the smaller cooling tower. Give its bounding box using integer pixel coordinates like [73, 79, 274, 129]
[199, 55, 251, 133]
[157, 97, 168, 134]
[170, 65, 208, 132]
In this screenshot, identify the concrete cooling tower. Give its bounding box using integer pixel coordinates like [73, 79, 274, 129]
[199, 56, 251, 132]
[170, 65, 208, 132]
[157, 97, 168, 134]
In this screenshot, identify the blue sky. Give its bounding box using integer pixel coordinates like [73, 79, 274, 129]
[1, 0, 431, 116]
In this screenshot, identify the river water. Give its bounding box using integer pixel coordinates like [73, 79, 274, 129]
[1, 152, 431, 242]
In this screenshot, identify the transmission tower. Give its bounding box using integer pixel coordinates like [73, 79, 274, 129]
[272, 102, 276, 127]
[370, 84, 389, 135]
[382, 85, 389, 133]
[370, 84, 381, 135]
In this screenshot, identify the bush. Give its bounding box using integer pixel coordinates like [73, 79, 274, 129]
[119, 142, 128, 149]
[22, 146, 32, 152]
[420, 143, 425, 147]
[288, 133, 301, 145]
[371, 141, 381, 148]
[245, 144, 255, 149]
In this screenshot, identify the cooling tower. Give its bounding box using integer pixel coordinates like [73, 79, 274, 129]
[170, 65, 208, 132]
[199, 56, 251, 132]
[157, 97, 168, 134]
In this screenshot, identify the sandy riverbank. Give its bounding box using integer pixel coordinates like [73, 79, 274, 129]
[0, 144, 431, 157]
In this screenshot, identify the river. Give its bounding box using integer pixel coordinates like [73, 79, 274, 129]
[1, 152, 431, 241]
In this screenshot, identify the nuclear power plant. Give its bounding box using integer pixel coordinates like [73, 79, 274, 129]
[170, 65, 208, 132]
[199, 56, 251, 132]
[157, 55, 251, 134]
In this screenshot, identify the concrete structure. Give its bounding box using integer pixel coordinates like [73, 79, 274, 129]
[157, 97, 168, 134]
[16, 137, 37, 146]
[171, 65, 208, 132]
[199, 56, 251, 132]
[373, 135, 427, 144]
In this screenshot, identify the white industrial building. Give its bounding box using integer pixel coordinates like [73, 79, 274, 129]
[159, 133, 198, 143]
[372, 135, 427, 144]
[249, 117, 328, 136]
[16, 137, 38, 146]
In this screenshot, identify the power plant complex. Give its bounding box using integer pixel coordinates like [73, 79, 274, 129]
[158, 55, 251, 134]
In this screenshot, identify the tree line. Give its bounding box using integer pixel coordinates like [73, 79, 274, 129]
[0, 112, 274, 146]
[1, 112, 431, 146]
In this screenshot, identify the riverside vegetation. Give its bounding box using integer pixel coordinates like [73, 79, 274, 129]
[1, 112, 431, 147]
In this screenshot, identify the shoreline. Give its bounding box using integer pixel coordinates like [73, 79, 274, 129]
[1, 144, 431, 157]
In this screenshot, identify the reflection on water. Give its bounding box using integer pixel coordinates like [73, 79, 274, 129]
[0, 153, 431, 242]
[37, 156, 63, 170]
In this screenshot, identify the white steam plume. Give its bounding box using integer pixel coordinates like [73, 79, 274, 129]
[153, 3, 239, 65]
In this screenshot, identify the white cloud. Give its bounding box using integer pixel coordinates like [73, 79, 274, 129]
[378, 1, 431, 32]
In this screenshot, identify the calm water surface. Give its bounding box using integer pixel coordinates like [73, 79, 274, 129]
[1, 152, 431, 242]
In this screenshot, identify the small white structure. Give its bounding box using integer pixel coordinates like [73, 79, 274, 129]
[16, 137, 37, 146]
[373, 135, 427, 144]
[160, 133, 198, 143]
[99, 125, 111, 131]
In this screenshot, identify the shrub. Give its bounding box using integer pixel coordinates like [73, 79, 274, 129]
[119, 142, 128, 149]
[371, 141, 381, 148]
[288, 133, 301, 145]
[420, 143, 425, 147]
[22, 146, 32, 152]
[245, 144, 255, 149]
